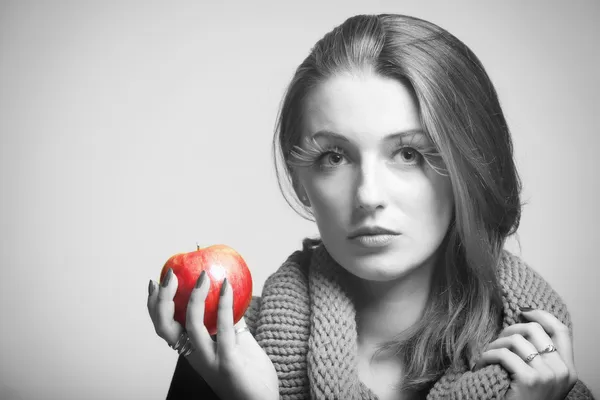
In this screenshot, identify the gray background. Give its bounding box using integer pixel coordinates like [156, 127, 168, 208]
[0, 1, 598, 399]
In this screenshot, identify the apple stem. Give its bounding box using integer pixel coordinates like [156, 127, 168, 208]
[196, 243, 200, 251]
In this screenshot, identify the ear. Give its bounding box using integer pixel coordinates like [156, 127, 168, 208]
[299, 191, 311, 207]
[291, 174, 311, 207]
[295, 186, 311, 207]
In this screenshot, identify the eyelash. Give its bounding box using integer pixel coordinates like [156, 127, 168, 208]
[287, 136, 447, 175]
[317, 146, 421, 168]
[316, 146, 349, 168]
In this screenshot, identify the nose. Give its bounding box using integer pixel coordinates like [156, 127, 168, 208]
[355, 160, 386, 212]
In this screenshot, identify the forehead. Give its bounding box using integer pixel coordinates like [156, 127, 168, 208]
[302, 73, 422, 138]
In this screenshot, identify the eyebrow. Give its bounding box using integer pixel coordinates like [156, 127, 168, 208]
[311, 129, 427, 142]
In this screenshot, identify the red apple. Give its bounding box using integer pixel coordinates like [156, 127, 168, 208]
[159, 244, 253, 335]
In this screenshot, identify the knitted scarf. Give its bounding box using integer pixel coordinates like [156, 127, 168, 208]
[244, 239, 594, 399]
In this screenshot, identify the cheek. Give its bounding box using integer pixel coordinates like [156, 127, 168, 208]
[398, 173, 454, 236]
[302, 170, 354, 223]
[425, 179, 454, 234]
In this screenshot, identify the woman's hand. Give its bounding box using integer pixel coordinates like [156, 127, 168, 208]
[147, 269, 279, 400]
[472, 308, 578, 400]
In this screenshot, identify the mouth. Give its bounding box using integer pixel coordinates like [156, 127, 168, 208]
[347, 226, 400, 239]
[349, 234, 398, 248]
[347, 226, 401, 248]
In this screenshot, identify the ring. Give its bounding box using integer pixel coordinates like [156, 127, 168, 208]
[169, 331, 195, 357]
[524, 352, 539, 363]
[235, 325, 250, 335]
[539, 344, 557, 354]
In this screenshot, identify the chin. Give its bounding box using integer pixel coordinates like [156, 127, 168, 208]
[342, 256, 422, 282]
[353, 269, 405, 282]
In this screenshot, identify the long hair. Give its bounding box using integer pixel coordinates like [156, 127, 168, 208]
[272, 14, 522, 392]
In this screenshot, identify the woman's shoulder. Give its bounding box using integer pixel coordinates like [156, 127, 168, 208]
[497, 249, 572, 329]
[244, 237, 319, 334]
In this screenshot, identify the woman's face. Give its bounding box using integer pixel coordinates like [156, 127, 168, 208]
[294, 72, 454, 281]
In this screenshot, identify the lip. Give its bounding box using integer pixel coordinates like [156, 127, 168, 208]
[350, 234, 398, 248]
[347, 226, 400, 239]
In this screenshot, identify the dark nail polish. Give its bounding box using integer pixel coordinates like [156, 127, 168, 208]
[162, 268, 172, 287]
[220, 278, 228, 297]
[519, 306, 534, 312]
[148, 280, 154, 295]
[196, 271, 207, 289]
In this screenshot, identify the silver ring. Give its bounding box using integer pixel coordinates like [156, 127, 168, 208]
[525, 352, 539, 363]
[235, 325, 250, 335]
[169, 332, 195, 357]
[539, 344, 557, 354]
[168, 332, 187, 351]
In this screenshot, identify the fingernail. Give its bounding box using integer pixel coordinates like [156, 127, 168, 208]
[220, 278, 228, 297]
[519, 306, 535, 312]
[196, 271, 207, 289]
[148, 279, 154, 295]
[162, 268, 172, 288]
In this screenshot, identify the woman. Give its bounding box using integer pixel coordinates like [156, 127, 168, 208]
[147, 14, 594, 400]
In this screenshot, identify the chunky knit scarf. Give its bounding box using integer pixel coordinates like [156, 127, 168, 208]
[244, 239, 594, 399]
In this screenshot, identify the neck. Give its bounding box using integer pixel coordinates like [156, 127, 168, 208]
[350, 258, 436, 347]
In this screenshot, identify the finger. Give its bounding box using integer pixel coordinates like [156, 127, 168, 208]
[497, 321, 566, 372]
[155, 268, 184, 345]
[498, 322, 554, 354]
[147, 279, 158, 320]
[520, 309, 577, 386]
[216, 278, 236, 360]
[501, 315, 574, 381]
[484, 334, 545, 369]
[520, 309, 574, 365]
[474, 347, 534, 378]
[233, 318, 252, 345]
[186, 271, 216, 361]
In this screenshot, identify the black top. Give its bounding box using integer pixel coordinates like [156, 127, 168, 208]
[165, 355, 432, 400]
[166, 356, 221, 400]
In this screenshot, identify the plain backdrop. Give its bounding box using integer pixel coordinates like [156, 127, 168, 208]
[0, 1, 598, 399]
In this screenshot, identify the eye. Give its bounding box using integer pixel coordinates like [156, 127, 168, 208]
[316, 146, 349, 168]
[396, 147, 422, 165]
[322, 151, 347, 167]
